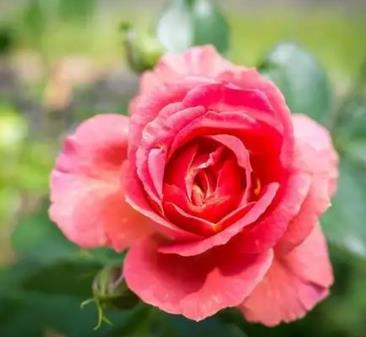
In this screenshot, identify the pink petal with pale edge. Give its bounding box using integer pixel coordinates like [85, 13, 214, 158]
[49, 114, 152, 250]
[276, 114, 339, 253]
[124, 236, 273, 321]
[140, 45, 234, 94]
[240, 224, 333, 326]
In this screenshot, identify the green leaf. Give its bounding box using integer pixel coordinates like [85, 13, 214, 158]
[22, 261, 100, 298]
[11, 210, 80, 264]
[0, 290, 145, 337]
[156, 0, 229, 53]
[259, 42, 332, 123]
[342, 96, 366, 140]
[153, 312, 247, 337]
[0, 297, 42, 337]
[11, 207, 121, 265]
[322, 156, 366, 257]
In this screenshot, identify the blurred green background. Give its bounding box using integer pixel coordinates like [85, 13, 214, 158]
[0, 0, 366, 336]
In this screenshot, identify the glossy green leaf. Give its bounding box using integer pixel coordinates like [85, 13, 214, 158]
[151, 312, 247, 337]
[11, 210, 80, 263]
[341, 96, 366, 140]
[0, 290, 145, 337]
[156, 0, 229, 53]
[322, 94, 366, 258]
[322, 156, 366, 257]
[0, 297, 42, 337]
[259, 42, 332, 123]
[11, 207, 121, 265]
[22, 261, 100, 297]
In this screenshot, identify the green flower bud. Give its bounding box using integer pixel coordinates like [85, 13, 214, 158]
[82, 264, 139, 330]
[92, 264, 139, 310]
[121, 23, 165, 73]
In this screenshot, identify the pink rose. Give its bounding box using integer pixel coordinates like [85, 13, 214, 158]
[50, 46, 338, 326]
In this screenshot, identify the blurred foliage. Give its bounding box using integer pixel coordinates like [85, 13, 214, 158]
[323, 157, 366, 257]
[0, 25, 16, 55]
[156, 0, 229, 53]
[322, 71, 366, 258]
[0, 0, 366, 337]
[259, 42, 332, 123]
[0, 104, 52, 228]
[229, 11, 366, 79]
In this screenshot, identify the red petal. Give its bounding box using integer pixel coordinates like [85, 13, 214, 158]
[238, 172, 312, 253]
[158, 182, 279, 256]
[124, 164, 201, 241]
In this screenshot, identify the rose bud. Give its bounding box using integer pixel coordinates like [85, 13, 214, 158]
[121, 23, 164, 73]
[92, 264, 139, 310]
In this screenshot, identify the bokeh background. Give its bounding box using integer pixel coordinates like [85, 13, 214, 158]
[0, 1, 366, 336]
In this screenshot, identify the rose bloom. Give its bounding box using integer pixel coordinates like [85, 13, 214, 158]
[50, 46, 338, 326]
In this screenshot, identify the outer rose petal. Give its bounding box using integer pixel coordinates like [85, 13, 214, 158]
[49, 114, 152, 250]
[124, 236, 273, 321]
[240, 224, 333, 326]
[140, 45, 234, 94]
[277, 114, 339, 253]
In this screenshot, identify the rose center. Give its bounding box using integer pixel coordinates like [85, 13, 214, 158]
[163, 136, 250, 231]
[190, 168, 215, 206]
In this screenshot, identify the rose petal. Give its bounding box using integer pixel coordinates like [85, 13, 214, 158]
[49, 114, 152, 250]
[164, 201, 216, 236]
[240, 224, 333, 326]
[209, 134, 252, 202]
[219, 68, 294, 169]
[140, 45, 234, 94]
[133, 105, 205, 208]
[183, 83, 276, 123]
[124, 235, 273, 321]
[276, 114, 339, 253]
[125, 164, 201, 241]
[158, 182, 279, 256]
[237, 172, 312, 254]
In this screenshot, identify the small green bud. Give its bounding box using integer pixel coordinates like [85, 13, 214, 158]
[92, 264, 139, 310]
[121, 23, 164, 73]
[82, 264, 139, 330]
